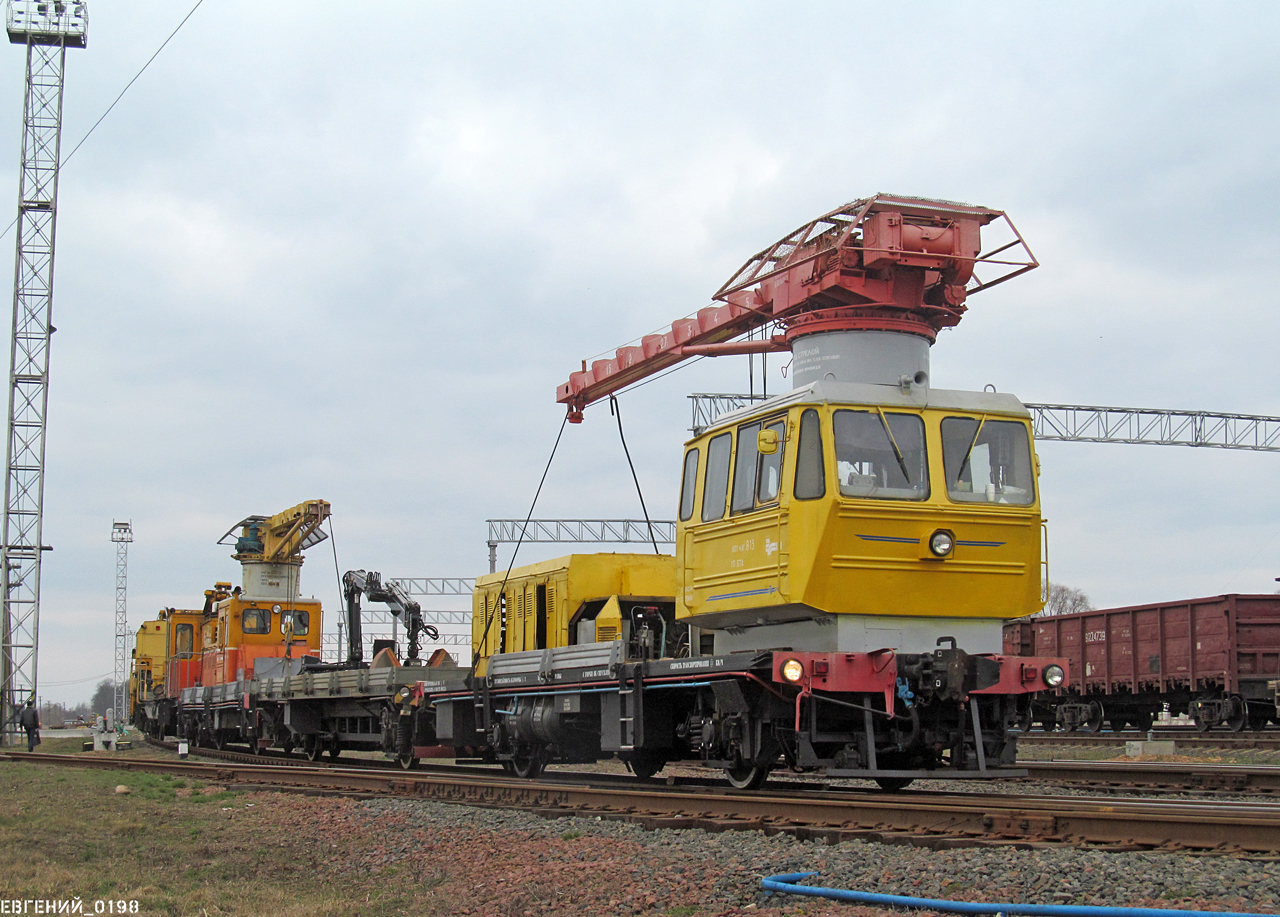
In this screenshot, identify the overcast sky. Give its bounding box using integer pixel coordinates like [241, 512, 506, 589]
[9, 1, 1279, 703]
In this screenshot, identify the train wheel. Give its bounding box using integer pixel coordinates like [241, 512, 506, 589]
[1015, 710, 1034, 733]
[874, 777, 914, 792]
[305, 738, 325, 762]
[1108, 718, 1128, 733]
[500, 761, 515, 775]
[251, 738, 265, 756]
[1079, 702, 1104, 734]
[1226, 697, 1248, 733]
[214, 732, 228, 751]
[1130, 712, 1155, 732]
[510, 746, 545, 779]
[724, 763, 770, 790]
[627, 748, 665, 780]
[397, 752, 419, 770]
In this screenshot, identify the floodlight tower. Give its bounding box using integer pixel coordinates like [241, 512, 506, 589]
[111, 521, 130, 726]
[0, 1, 86, 745]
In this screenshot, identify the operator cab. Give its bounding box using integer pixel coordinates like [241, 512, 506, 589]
[676, 379, 1042, 656]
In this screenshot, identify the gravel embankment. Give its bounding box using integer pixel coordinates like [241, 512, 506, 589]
[246, 787, 1280, 916]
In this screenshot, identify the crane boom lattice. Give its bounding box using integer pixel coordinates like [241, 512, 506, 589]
[0, 0, 86, 746]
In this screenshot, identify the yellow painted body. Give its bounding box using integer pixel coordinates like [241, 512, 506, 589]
[128, 608, 206, 717]
[472, 553, 676, 673]
[676, 399, 1042, 626]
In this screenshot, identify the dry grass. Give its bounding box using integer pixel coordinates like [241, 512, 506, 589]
[0, 757, 454, 916]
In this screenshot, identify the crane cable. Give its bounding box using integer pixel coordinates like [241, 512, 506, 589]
[471, 414, 570, 668]
[326, 516, 345, 658]
[609, 394, 660, 555]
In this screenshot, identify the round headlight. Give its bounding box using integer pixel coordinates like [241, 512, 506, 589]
[781, 658, 804, 683]
[271, 604, 282, 613]
[929, 531, 954, 557]
[1043, 664, 1065, 688]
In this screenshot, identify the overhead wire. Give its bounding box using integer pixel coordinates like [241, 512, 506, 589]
[0, 0, 207, 245]
[42, 671, 112, 687]
[61, 0, 206, 169]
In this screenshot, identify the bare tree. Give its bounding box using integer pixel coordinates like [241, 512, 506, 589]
[90, 679, 115, 715]
[1039, 583, 1094, 616]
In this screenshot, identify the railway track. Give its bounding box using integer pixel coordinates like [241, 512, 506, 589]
[1020, 730, 1280, 750]
[7, 749, 1280, 854]
[156, 737, 1280, 795]
[1022, 760, 1280, 793]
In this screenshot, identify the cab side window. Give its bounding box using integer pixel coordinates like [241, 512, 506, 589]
[678, 448, 699, 522]
[174, 623, 193, 655]
[731, 422, 761, 513]
[732, 416, 786, 514]
[285, 610, 310, 636]
[794, 409, 826, 499]
[701, 433, 732, 522]
[241, 608, 270, 634]
[756, 419, 786, 504]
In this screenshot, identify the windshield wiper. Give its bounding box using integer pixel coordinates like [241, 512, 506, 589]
[955, 415, 987, 486]
[874, 406, 912, 484]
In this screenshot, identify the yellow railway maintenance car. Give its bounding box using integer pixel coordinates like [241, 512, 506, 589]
[432, 194, 1068, 789]
[136, 500, 471, 765]
[471, 553, 679, 670]
[129, 606, 205, 737]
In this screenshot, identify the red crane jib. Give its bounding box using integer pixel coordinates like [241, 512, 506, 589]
[556, 195, 1033, 421]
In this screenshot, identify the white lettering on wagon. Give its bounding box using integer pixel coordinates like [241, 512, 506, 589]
[1084, 630, 1107, 644]
[583, 668, 611, 678]
[669, 659, 712, 670]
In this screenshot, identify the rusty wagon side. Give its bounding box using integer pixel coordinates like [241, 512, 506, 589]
[1003, 595, 1280, 732]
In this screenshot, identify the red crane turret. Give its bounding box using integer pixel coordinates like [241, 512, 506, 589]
[556, 194, 1037, 421]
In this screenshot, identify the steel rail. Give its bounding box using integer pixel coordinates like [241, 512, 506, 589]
[7, 751, 1280, 852]
[172, 739, 1280, 796]
[170, 739, 1280, 797]
[1019, 732, 1280, 750]
[1023, 761, 1280, 793]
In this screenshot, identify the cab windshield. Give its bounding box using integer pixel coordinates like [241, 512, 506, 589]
[941, 417, 1035, 505]
[833, 410, 929, 500]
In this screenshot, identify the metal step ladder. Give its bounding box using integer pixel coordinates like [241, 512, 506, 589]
[618, 662, 644, 750]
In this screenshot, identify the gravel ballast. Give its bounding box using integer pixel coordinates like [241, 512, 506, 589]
[252, 789, 1280, 916]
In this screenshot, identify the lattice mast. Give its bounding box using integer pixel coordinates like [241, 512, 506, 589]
[0, 1, 86, 746]
[111, 521, 131, 726]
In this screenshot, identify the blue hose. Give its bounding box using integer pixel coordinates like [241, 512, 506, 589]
[761, 872, 1279, 917]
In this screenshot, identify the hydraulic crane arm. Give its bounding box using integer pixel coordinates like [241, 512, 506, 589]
[342, 569, 439, 666]
[556, 194, 1037, 420]
[219, 499, 332, 564]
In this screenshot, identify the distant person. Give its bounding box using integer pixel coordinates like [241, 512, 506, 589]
[19, 699, 39, 752]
